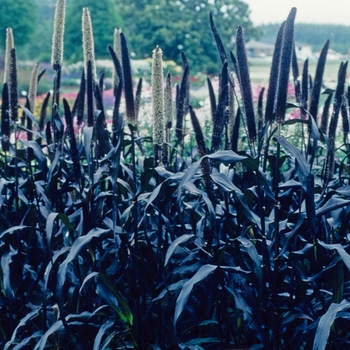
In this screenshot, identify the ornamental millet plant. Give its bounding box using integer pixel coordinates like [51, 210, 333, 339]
[236, 26, 256, 150]
[120, 32, 136, 126]
[275, 7, 296, 124]
[82, 7, 97, 127]
[4, 28, 14, 85]
[51, 0, 66, 109]
[164, 71, 173, 163]
[165, 71, 173, 133]
[28, 63, 39, 113]
[9, 48, 18, 123]
[51, 0, 65, 71]
[112, 27, 122, 91]
[152, 46, 165, 165]
[1, 83, 10, 152]
[82, 7, 97, 83]
[2, 7, 350, 349]
[26, 63, 40, 141]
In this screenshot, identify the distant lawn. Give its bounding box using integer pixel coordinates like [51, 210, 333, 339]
[249, 57, 345, 88]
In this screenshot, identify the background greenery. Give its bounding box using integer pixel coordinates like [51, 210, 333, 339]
[2, 0, 256, 74]
[0, 0, 37, 48]
[3, 0, 350, 73]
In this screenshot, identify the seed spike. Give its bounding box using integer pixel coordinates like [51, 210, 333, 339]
[236, 26, 256, 145]
[120, 32, 136, 126]
[51, 0, 66, 70]
[4, 28, 14, 84]
[82, 7, 96, 82]
[265, 21, 285, 123]
[152, 46, 165, 164]
[309, 40, 330, 124]
[9, 48, 18, 122]
[275, 8, 297, 124]
[28, 63, 40, 114]
[1, 83, 10, 152]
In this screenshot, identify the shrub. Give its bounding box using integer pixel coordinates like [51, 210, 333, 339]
[1, 3, 350, 350]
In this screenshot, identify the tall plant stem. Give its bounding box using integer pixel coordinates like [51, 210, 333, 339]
[130, 125, 138, 251]
[262, 134, 270, 173]
[129, 127, 140, 344]
[52, 69, 61, 153]
[14, 123, 19, 225]
[53, 69, 61, 107]
[272, 124, 281, 349]
[273, 139, 280, 258]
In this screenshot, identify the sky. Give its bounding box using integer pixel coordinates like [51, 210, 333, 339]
[243, 0, 350, 26]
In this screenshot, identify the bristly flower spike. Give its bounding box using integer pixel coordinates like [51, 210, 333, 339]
[152, 46, 165, 165]
[4, 28, 14, 84]
[51, 0, 66, 71]
[165, 71, 173, 131]
[275, 8, 297, 124]
[9, 48, 18, 122]
[164, 71, 173, 163]
[28, 63, 39, 113]
[309, 40, 330, 124]
[113, 28, 122, 90]
[236, 26, 257, 145]
[265, 21, 285, 123]
[120, 32, 136, 126]
[82, 7, 96, 82]
[1, 83, 10, 152]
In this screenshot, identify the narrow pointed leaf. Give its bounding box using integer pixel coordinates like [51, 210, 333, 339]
[320, 93, 333, 134]
[165, 234, 194, 266]
[4, 309, 41, 350]
[57, 228, 110, 301]
[39, 92, 51, 131]
[1, 248, 17, 307]
[210, 172, 242, 194]
[0, 225, 28, 239]
[83, 126, 94, 167]
[174, 264, 217, 327]
[176, 64, 189, 145]
[63, 98, 81, 179]
[95, 110, 112, 155]
[313, 300, 350, 350]
[207, 77, 216, 124]
[93, 320, 114, 350]
[190, 106, 206, 157]
[153, 280, 187, 301]
[310, 40, 330, 123]
[318, 241, 350, 270]
[209, 12, 227, 64]
[96, 273, 133, 325]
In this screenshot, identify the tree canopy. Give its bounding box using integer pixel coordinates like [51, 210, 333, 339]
[0, 0, 37, 48]
[64, 0, 124, 62]
[114, 0, 260, 74]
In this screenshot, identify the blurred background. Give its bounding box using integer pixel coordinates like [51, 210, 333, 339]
[1, 0, 349, 94]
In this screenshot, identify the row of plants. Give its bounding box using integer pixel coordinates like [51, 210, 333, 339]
[1, 1, 350, 349]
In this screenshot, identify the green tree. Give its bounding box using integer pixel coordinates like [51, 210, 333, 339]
[64, 0, 124, 63]
[0, 0, 37, 47]
[114, 0, 259, 74]
[26, 0, 56, 62]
